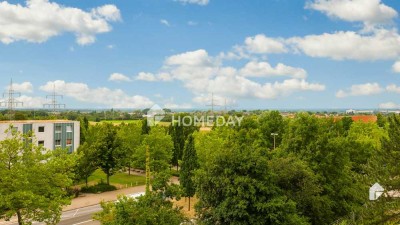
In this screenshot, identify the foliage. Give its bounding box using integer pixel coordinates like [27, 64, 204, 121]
[195, 142, 308, 225]
[95, 192, 187, 225]
[180, 134, 199, 210]
[90, 123, 124, 185]
[80, 182, 117, 193]
[258, 111, 286, 149]
[76, 169, 145, 188]
[135, 126, 173, 173]
[0, 128, 77, 225]
[169, 115, 199, 169]
[116, 123, 143, 174]
[75, 143, 98, 187]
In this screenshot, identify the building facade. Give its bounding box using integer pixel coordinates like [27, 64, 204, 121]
[0, 120, 80, 152]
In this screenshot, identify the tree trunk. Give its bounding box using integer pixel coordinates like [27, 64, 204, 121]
[128, 164, 131, 176]
[17, 210, 22, 225]
[188, 197, 191, 211]
[107, 172, 110, 185]
[85, 176, 88, 187]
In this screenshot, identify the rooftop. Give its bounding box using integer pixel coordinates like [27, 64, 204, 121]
[0, 120, 75, 124]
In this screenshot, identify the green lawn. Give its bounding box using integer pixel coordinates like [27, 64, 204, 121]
[90, 120, 171, 127]
[79, 169, 146, 189]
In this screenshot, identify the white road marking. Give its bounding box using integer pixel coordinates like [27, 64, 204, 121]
[73, 209, 79, 217]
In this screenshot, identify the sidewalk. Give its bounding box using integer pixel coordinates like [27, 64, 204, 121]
[63, 185, 146, 211]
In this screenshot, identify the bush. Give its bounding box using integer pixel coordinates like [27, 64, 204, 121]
[66, 187, 81, 198]
[171, 170, 180, 177]
[81, 182, 117, 193]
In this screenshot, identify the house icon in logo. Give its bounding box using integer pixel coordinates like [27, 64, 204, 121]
[146, 104, 165, 127]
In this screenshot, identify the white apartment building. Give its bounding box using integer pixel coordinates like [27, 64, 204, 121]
[0, 120, 80, 152]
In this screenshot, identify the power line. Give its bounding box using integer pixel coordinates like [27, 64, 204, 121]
[206, 92, 220, 113]
[43, 84, 65, 113]
[0, 79, 23, 120]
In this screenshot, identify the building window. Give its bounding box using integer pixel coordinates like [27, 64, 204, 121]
[66, 125, 72, 133]
[55, 126, 62, 133]
[38, 126, 45, 132]
[55, 139, 61, 146]
[66, 139, 72, 146]
[38, 141, 44, 146]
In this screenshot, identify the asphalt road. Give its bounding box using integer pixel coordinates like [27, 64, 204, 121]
[0, 204, 102, 225]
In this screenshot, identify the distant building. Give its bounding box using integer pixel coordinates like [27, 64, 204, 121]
[346, 109, 374, 115]
[0, 120, 80, 153]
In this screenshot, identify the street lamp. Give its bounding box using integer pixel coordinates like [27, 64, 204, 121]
[271, 133, 278, 150]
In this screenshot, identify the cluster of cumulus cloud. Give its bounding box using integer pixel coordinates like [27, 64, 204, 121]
[2, 0, 400, 109]
[108, 0, 400, 107]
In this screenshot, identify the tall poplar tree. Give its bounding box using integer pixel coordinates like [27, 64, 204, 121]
[180, 134, 198, 211]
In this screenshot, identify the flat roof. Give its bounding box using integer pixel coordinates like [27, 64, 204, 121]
[0, 120, 76, 124]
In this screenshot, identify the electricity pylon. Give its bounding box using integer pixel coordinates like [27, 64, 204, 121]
[43, 84, 65, 113]
[206, 92, 220, 113]
[0, 79, 23, 120]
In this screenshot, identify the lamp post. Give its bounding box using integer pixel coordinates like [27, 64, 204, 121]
[271, 133, 278, 150]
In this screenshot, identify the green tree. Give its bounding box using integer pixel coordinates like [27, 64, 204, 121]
[95, 191, 187, 225]
[93, 123, 123, 185]
[135, 126, 173, 173]
[0, 128, 77, 225]
[180, 134, 199, 211]
[195, 143, 308, 225]
[169, 115, 198, 170]
[269, 154, 326, 225]
[258, 111, 286, 149]
[75, 143, 98, 187]
[79, 116, 89, 144]
[142, 119, 150, 135]
[117, 123, 143, 175]
[280, 114, 369, 224]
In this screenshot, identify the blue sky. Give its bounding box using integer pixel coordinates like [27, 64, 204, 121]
[1, 0, 400, 110]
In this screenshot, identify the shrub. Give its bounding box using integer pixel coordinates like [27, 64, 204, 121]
[81, 182, 117, 193]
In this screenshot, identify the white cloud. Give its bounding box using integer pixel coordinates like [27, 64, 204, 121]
[244, 34, 287, 55]
[136, 72, 157, 82]
[139, 49, 325, 102]
[187, 21, 198, 26]
[107, 45, 115, 49]
[16, 95, 47, 108]
[392, 61, 400, 73]
[306, 0, 397, 25]
[165, 49, 215, 67]
[289, 29, 400, 61]
[91, 4, 121, 22]
[379, 102, 400, 109]
[8, 82, 33, 93]
[39, 80, 153, 108]
[386, 84, 400, 93]
[0, 0, 121, 45]
[160, 19, 170, 27]
[336, 82, 383, 98]
[240, 61, 307, 79]
[163, 102, 192, 109]
[108, 73, 132, 82]
[135, 72, 173, 82]
[175, 0, 209, 6]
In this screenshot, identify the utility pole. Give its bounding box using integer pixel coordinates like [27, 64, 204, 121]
[0, 79, 23, 120]
[43, 84, 65, 113]
[206, 92, 220, 113]
[271, 133, 278, 150]
[145, 145, 151, 195]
